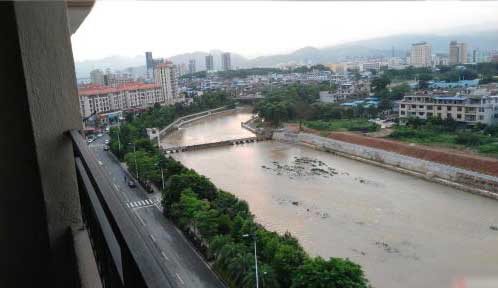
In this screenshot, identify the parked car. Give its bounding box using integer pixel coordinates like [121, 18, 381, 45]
[128, 180, 136, 188]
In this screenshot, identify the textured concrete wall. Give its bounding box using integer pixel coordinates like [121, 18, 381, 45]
[274, 132, 498, 199]
[0, 2, 83, 287]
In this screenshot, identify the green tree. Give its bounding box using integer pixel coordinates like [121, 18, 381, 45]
[292, 257, 368, 288]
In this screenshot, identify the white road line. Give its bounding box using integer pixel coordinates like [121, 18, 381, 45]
[140, 200, 145, 206]
[98, 161, 103, 165]
[135, 213, 146, 226]
[160, 250, 169, 260]
[149, 234, 157, 243]
[113, 183, 119, 190]
[176, 273, 185, 285]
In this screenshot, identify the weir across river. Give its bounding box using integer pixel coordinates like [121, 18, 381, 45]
[162, 136, 263, 153]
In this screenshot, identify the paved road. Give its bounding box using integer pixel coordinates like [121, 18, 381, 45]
[89, 135, 225, 288]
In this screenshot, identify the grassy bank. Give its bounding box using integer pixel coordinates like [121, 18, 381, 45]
[305, 119, 380, 133]
[389, 118, 498, 157]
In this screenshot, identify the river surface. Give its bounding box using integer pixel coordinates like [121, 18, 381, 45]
[161, 111, 498, 288]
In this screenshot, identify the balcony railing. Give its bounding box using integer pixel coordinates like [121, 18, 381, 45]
[69, 129, 172, 288]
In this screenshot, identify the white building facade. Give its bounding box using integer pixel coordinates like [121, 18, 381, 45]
[78, 83, 164, 118]
[154, 62, 181, 104]
[410, 42, 432, 68]
[399, 93, 498, 125]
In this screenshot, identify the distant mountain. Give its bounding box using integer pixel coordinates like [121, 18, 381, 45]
[168, 50, 249, 70]
[75, 55, 145, 79]
[75, 30, 498, 78]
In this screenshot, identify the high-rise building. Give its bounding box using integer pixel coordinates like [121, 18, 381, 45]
[449, 41, 468, 65]
[188, 59, 196, 74]
[205, 54, 214, 71]
[154, 61, 180, 104]
[145, 52, 153, 72]
[178, 63, 187, 76]
[221, 52, 231, 71]
[90, 69, 105, 85]
[410, 42, 432, 67]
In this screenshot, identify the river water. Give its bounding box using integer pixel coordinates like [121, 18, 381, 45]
[161, 111, 498, 288]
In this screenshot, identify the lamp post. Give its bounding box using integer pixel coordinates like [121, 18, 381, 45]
[243, 233, 259, 288]
[155, 163, 166, 190]
[128, 143, 138, 179]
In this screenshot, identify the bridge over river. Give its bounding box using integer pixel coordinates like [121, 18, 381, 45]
[162, 136, 263, 153]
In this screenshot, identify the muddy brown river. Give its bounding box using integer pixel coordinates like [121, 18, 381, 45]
[161, 110, 498, 288]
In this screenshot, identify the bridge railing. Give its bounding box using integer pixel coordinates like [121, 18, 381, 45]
[69, 129, 172, 288]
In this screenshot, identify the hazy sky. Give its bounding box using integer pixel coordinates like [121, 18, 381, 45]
[71, 1, 498, 62]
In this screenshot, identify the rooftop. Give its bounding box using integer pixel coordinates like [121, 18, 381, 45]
[78, 82, 160, 96]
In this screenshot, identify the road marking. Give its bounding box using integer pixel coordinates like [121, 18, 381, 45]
[160, 250, 169, 260]
[125, 199, 157, 209]
[113, 183, 119, 190]
[98, 161, 103, 165]
[176, 273, 185, 285]
[149, 234, 157, 243]
[135, 213, 146, 226]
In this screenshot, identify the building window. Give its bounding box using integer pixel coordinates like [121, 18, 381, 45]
[479, 115, 484, 120]
[419, 105, 424, 109]
[437, 106, 442, 110]
[400, 104, 405, 108]
[427, 105, 433, 110]
[400, 111, 406, 115]
[447, 106, 452, 111]
[457, 107, 462, 112]
[427, 112, 433, 117]
[419, 112, 424, 116]
[411, 105, 416, 109]
[447, 113, 452, 119]
[479, 107, 485, 112]
[457, 114, 462, 119]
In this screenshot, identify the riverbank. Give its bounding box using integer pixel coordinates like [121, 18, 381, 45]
[274, 130, 498, 200]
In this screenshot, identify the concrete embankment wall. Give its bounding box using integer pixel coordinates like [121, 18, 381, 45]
[274, 132, 498, 200]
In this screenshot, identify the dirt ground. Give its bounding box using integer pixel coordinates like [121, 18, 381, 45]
[285, 123, 498, 177]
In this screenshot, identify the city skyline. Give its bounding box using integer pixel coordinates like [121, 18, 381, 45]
[71, 1, 498, 62]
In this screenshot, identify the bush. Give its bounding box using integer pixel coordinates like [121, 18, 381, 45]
[455, 133, 481, 146]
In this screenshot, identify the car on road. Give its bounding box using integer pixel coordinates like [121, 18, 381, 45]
[103, 145, 110, 151]
[128, 180, 136, 188]
[104, 139, 110, 144]
[105, 127, 110, 133]
[97, 133, 103, 137]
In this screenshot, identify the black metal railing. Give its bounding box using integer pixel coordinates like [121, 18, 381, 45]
[69, 129, 171, 288]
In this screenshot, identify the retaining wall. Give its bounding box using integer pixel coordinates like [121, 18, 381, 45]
[274, 131, 498, 200]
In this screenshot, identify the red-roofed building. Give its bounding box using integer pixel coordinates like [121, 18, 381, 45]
[78, 82, 163, 117]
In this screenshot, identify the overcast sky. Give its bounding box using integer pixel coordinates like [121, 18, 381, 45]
[71, 1, 498, 62]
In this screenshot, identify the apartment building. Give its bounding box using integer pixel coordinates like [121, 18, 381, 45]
[205, 54, 214, 71]
[154, 62, 180, 104]
[90, 69, 105, 85]
[221, 52, 231, 71]
[410, 42, 432, 67]
[78, 82, 163, 118]
[399, 93, 498, 125]
[449, 41, 468, 65]
[188, 59, 196, 74]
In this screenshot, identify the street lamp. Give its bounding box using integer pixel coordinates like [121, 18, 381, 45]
[155, 163, 166, 190]
[243, 233, 259, 288]
[128, 142, 138, 179]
